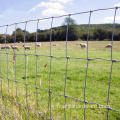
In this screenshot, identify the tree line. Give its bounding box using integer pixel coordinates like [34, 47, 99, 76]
[0, 17, 120, 43]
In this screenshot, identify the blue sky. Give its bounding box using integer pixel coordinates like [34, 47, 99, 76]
[0, 0, 120, 34]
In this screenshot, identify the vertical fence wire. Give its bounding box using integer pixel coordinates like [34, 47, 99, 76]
[4, 25, 8, 53]
[49, 17, 54, 119]
[83, 11, 92, 120]
[50, 17, 53, 56]
[35, 20, 39, 55]
[86, 11, 92, 59]
[65, 15, 70, 58]
[84, 60, 89, 120]
[111, 7, 117, 60]
[107, 61, 114, 120]
[64, 57, 69, 120]
[24, 22, 27, 54]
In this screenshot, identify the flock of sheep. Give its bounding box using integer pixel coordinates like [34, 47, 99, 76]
[0, 42, 112, 51]
[0, 42, 41, 51]
[76, 42, 112, 49]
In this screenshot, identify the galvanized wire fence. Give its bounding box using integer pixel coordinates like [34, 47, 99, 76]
[0, 7, 120, 120]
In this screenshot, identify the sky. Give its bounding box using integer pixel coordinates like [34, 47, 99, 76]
[0, 0, 120, 34]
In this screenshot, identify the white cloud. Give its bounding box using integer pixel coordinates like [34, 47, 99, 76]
[0, 15, 2, 18]
[27, 1, 70, 16]
[114, 3, 120, 7]
[42, 8, 67, 16]
[50, 0, 73, 4]
[28, 2, 64, 13]
[102, 16, 120, 23]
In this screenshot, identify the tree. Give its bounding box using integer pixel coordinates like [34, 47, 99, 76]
[12, 31, 24, 42]
[0, 35, 4, 43]
[62, 17, 77, 26]
[61, 17, 80, 41]
[16, 28, 22, 32]
[93, 27, 107, 40]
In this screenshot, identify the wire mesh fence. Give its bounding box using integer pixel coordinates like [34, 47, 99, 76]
[0, 7, 120, 120]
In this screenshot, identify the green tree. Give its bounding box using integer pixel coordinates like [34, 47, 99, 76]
[0, 35, 4, 43]
[12, 31, 24, 42]
[93, 27, 107, 40]
[26, 33, 36, 42]
[16, 28, 22, 32]
[61, 17, 80, 41]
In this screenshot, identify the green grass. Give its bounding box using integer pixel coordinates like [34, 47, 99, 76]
[0, 41, 120, 120]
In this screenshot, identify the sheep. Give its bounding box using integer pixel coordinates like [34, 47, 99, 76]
[11, 45, 19, 51]
[1, 45, 10, 50]
[6, 45, 10, 49]
[105, 44, 112, 48]
[79, 43, 87, 49]
[35, 43, 41, 47]
[1, 46, 6, 50]
[22, 45, 30, 50]
[53, 44, 58, 46]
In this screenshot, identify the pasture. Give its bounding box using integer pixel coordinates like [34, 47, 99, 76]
[0, 41, 120, 120]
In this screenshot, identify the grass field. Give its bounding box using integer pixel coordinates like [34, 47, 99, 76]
[0, 41, 120, 120]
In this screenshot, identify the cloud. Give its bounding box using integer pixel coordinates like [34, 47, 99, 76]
[27, 1, 71, 16]
[102, 16, 120, 23]
[0, 15, 2, 18]
[42, 8, 67, 16]
[114, 3, 120, 7]
[28, 2, 64, 13]
[50, 0, 73, 4]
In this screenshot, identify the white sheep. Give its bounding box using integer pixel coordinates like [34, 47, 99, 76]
[80, 43, 87, 49]
[23, 45, 30, 50]
[1, 46, 5, 50]
[53, 44, 58, 46]
[1, 45, 10, 50]
[35, 42, 41, 47]
[11, 45, 19, 51]
[105, 44, 112, 48]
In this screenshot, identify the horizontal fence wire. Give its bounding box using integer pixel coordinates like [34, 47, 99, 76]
[0, 6, 120, 120]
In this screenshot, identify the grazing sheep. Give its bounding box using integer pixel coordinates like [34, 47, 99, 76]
[11, 45, 19, 51]
[23, 45, 30, 50]
[1, 45, 10, 50]
[80, 43, 87, 49]
[35, 43, 41, 47]
[53, 44, 58, 46]
[1, 46, 5, 50]
[105, 44, 112, 48]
